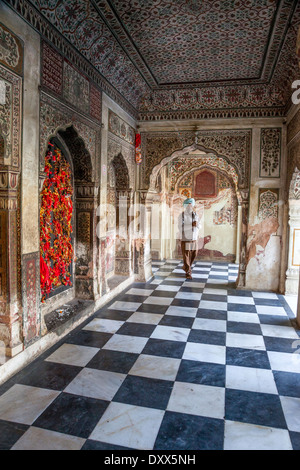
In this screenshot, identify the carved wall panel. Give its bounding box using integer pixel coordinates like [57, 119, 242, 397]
[259, 128, 281, 178]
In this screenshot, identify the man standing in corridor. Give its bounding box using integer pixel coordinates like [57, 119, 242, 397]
[178, 198, 200, 279]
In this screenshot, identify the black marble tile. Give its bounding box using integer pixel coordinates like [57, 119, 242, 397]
[150, 290, 177, 298]
[154, 411, 224, 450]
[176, 360, 225, 387]
[188, 329, 226, 346]
[17, 361, 82, 391]
[227, 303, 257, 313]
[113, 375, 173, 410]
[142, 338, 186, 359]
[66, 330, 113, 349]
[226, 347, 271, 369]
[82, 439, 134, 450]
[201, 294, 228, 303]
[197, 308, 227, 320]
[116, 322, 156, 338]
[137, 304, 169, 315]
[94, 309, 133, 321]
[263, 336, 297, 353]
[273, 371, 300, 398]
[227, 321, 262, 336]
[159, 315, 194, 329]
[225, 389, 287, 429]
[170, 298, 200, 308]
[290, 431, 300, 450]
[33, 393, 109, 438]
[0, 420, 29, 450]
[86, 349, 139, 374]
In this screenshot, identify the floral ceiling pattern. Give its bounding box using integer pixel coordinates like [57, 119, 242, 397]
[7, 0, 300, 116]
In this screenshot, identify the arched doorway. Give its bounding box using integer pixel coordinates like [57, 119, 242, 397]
[286, 167, 300, 294]
[39, 126, 97, 332]
[145, 144, 246, 286]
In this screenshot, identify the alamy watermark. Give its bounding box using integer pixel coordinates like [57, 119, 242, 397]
[292, 80, 300, 105]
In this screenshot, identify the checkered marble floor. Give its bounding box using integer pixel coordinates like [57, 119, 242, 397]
[0, 260, 300, 450]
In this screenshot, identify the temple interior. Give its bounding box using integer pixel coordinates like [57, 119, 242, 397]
[0, 0, 300, 451]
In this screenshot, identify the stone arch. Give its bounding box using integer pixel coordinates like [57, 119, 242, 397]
[39, 125, 98, 329]
[148, 143, 241, 193]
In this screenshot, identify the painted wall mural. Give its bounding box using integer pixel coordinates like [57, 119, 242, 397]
[41, 41, 102, 123]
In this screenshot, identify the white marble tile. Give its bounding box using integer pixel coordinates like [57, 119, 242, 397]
[192, 317, 227, 332]
[175, 291, 202, 300]
[280, 396, 300, 432]
[165, 305, 198, 317]
[167, 382, 225, 419]
[228, 296, 254, 305]
[102, 334, 148, 354]
[143, 296, 173, 306]
[108, 301, 142, 311]
[150, 279, 163, 285]
[203, 287, 228, 296]
[154, 271, 172, 277]
[193, 267, 211, 272]
[126, 288, 154, 296]
[151, 325, 190, 342]
[199, 300, 227, 311]
[192, 273, 209, 279]
[227, 311, 260, 324]
[89, 402, 164, 450]
[155, 284, 181, 292]
[207, 278, 228, 285]
[83, 318, 124, 334]
[45, 343, 99, 367]
[225, 365, 278, 394]
[183, 342, 226, 365]
[11, 427, 86, 450]
[64, 368, 126, 401]
[226, 332, 265, 350]
[129, 354, 181, 381]
[183, 281, 205, 288]
[224, 421, 292, 450]
[267, 351, 300, 373]
[0, 384, 59, 425]
[209, 271, 228, 276]
[255, 305, 286, 316]
[260, 323, 299, 339]
[126, 312, 163, 325]
[252, 292, 278, 299]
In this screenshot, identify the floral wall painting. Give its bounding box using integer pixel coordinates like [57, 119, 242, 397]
[259, 128, 281, 178]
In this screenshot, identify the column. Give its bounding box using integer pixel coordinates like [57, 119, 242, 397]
[236, 189, 249, 288]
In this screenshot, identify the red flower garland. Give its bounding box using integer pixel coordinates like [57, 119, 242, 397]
[40, 146, 74, 302]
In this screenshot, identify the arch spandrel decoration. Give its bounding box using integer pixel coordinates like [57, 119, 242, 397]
[142, 130, 252, 191]
[39, 92, 99, 183]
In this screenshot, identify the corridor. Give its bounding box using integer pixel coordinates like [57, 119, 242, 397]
[0, 260, 299, 450]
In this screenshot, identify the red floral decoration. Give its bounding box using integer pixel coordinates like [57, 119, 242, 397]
[40, 145, 73, 302]
[135, 133, 142, 164]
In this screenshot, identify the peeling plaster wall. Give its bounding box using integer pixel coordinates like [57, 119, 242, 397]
[246, 126, 286, 292]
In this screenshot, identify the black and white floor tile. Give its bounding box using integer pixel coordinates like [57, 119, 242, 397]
[0, 260, 300, 450]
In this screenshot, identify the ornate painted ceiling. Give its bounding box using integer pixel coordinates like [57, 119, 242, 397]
[5, 0, 300, 119]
